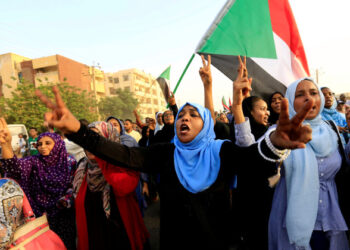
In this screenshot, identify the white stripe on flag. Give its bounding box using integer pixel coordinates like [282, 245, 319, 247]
[251, 33, 307, 88]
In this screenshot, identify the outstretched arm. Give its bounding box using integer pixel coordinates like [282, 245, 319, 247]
[36, 85, 312, 151]
[199, 55, 216, 123]
[133, 109, 145, 129]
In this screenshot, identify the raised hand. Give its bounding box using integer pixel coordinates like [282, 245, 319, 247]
[168, 92, 176, 106]
[233, 56, 252, 106]
[0, 118, 12, 145]
[270, 98, 313, 149]
[35, 86, 81, 134]
[199, 55, 212, 88]
[148, 118, 156, 131]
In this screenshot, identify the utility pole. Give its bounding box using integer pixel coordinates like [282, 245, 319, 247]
[316, 69, 319, 84]
[90, 62, 101, 116]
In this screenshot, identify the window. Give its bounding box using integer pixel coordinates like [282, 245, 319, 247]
[123, 75, 129, 81]
[145, 88, 150, 94]
[18, 72, 23, 82]
[108, 77, 113, 83]
[109, 87, 117, 95]
[153, 99, 158, 105]
[113, 77, 119, 84]
[147, 108, 152, 114]
[124, 86, 130, 91]
[152, 89, 157, 95]
[146, 98, 151, 104]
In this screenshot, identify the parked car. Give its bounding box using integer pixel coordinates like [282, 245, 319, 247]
[0, 124, 28, 159]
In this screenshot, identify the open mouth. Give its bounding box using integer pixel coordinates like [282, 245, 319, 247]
[180, 124, 190, 134]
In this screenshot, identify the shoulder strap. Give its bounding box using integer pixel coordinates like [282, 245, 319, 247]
[324, 120, 346, 161]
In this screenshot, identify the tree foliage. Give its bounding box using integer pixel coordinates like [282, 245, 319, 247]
[98, 89, 138, 120]
[1, 80, 98, 132]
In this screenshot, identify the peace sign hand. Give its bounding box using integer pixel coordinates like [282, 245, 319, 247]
[35, 86, 81, 134]
[199, 55, 212, 88]
[0, 118, 12, 146]
[233, 56, 252, 105]
[270, 98, 313, 149]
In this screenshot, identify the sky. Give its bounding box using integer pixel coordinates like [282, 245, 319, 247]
[1, 0, 349, 111]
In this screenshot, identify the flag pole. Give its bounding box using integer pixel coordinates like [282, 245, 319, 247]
[167, 53, 195, 108]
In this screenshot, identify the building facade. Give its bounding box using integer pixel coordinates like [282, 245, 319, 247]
[105, 68, 167, 119]
[20, 54, 106, 100]
[0, 53, 31, 98]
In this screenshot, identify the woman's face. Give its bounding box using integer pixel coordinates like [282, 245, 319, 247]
[108, 118, 121, 133]
[157, 113, 163, 125]
[251, 99, 270, 126]
[163, 111, 174, 125]
[218, 113, 229, 123]
[321, 87, 333, 109]
[176, 105, 204, 143]
[270, 93, 283, 114]
[37, 136, 55, 156]
[294, 80, 321, 120]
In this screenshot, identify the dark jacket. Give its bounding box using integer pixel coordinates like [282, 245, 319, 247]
[67, 124, 278, 250]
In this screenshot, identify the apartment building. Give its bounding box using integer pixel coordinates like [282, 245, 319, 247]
[105, 68, 167, 119]
[0, 53, 31, 98]
[20, 55, 106, 100]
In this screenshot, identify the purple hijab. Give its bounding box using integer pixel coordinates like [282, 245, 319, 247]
[2, 132, 75, 217]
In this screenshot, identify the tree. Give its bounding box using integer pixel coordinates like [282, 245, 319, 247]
[1, 80, 98, 132]
[98, 89, 138, 120]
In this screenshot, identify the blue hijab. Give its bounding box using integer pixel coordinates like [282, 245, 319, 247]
[283, 78, 338, 247]
[321, 93, 347, 128]
[173, 103, 226, 193]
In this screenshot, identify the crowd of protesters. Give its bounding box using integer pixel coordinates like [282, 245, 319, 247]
[0, 55, 349, 250]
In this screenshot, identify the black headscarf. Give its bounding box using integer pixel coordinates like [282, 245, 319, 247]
[267, 91, 284, 125]
[138, 126, 150, 147]
[242, 96, 268, 140]
[149, 109, 176, 144]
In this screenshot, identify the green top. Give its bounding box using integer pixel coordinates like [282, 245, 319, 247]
[28, 137, 39, 156]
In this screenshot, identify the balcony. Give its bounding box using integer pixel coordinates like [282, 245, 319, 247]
[32, 56, 58, 69]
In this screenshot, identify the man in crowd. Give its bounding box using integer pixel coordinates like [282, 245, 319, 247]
[28, 127, 39, 156]
[124, 119, 141, 142]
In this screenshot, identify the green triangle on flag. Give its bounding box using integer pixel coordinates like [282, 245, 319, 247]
[158, 65, 171, 80]
[197, 0, 277, 59]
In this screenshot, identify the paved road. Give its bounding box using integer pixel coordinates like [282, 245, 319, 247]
[143, 201, 161, 250]
[143, 200, 239, 250]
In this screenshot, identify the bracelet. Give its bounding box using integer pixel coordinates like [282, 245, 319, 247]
[257, 139, 279, 162]
[257, 133, 291, 163]
[265, 130, 291, 160]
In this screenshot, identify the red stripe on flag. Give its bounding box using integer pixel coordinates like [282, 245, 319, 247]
[268, 0, 310, 76]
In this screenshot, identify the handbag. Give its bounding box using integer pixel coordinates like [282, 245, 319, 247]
[8, 183, 66, 250]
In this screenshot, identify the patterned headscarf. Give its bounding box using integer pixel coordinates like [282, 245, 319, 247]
[0, 179, 24, 249]
[73, 121, 135, 218]
[19, 132, 73, 216]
